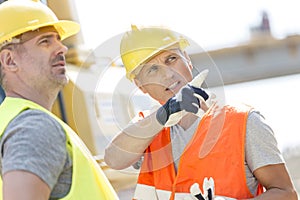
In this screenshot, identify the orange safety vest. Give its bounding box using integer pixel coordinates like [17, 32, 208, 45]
[134, 104, 263, 200]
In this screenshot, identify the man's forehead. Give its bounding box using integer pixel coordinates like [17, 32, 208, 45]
[133, 48, 182, 79]
[147, 48, 181, 62]
[18, 26, 59, 43]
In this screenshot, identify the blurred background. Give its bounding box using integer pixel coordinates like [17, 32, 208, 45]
[1, 0, 299, 198]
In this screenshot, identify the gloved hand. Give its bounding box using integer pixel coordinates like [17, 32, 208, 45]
[190, 69, 216, 109]
[190, 177, 214, 200]
[156, 69, 210, 127]
[188, 177, 236, 200]
[156, 84, 209, 126]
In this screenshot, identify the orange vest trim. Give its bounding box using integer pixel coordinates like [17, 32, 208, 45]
[135, 104, 263, 199]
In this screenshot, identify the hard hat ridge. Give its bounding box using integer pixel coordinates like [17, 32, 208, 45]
[0, 0, 80, 47]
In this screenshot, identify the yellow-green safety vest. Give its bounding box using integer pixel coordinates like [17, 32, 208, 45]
[0, 97, 119, 200]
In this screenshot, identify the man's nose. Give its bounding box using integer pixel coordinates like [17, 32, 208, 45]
[161, 66, 175, 80]
[55, 40, 68, 55]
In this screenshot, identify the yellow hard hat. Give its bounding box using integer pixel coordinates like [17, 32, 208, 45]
[120, 25, 189, 80]
[0, 0, 80, 46]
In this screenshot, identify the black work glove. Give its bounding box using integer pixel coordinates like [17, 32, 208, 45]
[156, 85, 209, 126]
[189, 178, 236, 200]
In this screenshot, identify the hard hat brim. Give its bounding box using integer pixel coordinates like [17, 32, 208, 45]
[127, 41, 187, 80]
[51, 20, 80, 41]
[0, 20, 80, 45]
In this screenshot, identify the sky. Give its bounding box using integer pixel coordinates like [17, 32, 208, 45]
[74, 0, 300, 51]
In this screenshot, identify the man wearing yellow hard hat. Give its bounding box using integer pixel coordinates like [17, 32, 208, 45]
[104, 25, 297, 199]
[0, 0, 118, 199]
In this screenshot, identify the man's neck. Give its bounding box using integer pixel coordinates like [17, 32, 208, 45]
[178, 113, 199, 131]
[6, 90, 58, 111]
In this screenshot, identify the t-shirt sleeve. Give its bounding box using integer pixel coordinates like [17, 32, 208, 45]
[0, 109, 68, 190]
[245, 111, 285, 172]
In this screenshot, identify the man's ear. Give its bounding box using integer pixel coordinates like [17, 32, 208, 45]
[134, 78, 147, 94]
[0, 49, 18, 71]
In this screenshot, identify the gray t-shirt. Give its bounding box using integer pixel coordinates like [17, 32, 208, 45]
[170, 110, 284, 196]
[0, 109, 72, 199]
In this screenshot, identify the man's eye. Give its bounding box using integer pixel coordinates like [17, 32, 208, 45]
[166, 56, 177, 64]
[39, 39, 49, 44]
